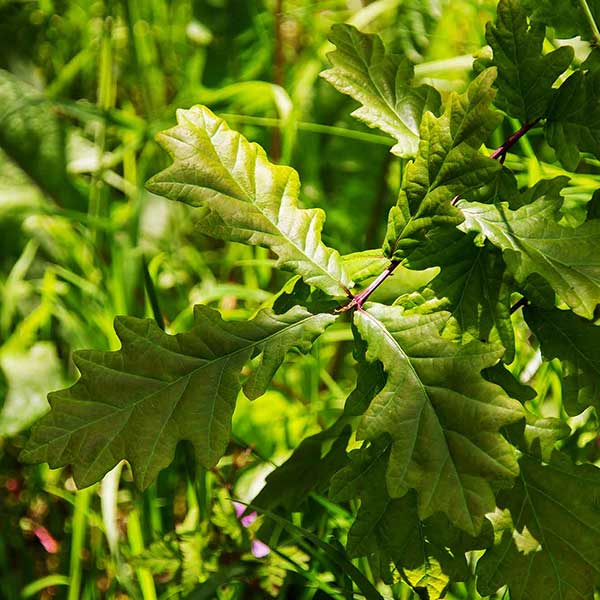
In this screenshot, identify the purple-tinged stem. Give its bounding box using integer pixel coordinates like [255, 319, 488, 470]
[339, 119, 541, 313]
[490, 118, 541, 161]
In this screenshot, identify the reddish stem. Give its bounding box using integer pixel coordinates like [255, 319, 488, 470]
[490, 118, 540, 161]
[339, 118, 541, 313]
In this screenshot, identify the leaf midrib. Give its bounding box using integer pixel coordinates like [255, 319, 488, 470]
[31, 313, 327, 452]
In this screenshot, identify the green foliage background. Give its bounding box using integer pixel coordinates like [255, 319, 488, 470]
[2, 1, 600, 599]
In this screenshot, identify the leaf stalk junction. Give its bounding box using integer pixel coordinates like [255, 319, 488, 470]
[339, 119, 540, 313]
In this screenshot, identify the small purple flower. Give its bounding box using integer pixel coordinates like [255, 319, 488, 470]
[232, 501, 270, 558]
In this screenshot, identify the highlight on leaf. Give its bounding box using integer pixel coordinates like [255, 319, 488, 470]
[146, 105, 353, 298]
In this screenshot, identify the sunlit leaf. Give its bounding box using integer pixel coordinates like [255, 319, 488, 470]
[384, 69, 501, 259]
[459, 197, 600, 319]
[353, 303, 523, 534]
[147, 106, 352, 297]
[321, 24, 441, 157]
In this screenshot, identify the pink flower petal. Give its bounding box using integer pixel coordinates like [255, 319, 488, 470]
[251, 539, 270, 558]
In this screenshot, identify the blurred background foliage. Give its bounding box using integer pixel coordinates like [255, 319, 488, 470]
[1, 0, 598, 598]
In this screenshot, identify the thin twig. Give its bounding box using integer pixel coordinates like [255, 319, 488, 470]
[339, 117, 540, 313]
[490, 118, 541, 161]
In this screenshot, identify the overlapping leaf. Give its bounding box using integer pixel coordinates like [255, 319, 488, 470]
[252, 419, 351, 513]
[330, 439, 493, 599]
[353, 303, 523, 535]
[484, 0, 572, 122]
[477, 444, 600, 600]
[546, 70, 600, 170]
[384, 69, 502, 259]
[321, 24, 441, 157]
[406, 227, 515, 360]
[525, 305, 600, 415]
[459, 197, 600, 319]
[522, 0, 600, 43]
[21, 306, 336, 489]
[146, 106, 352, 297]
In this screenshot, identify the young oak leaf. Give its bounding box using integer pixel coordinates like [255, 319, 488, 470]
[330, 439, 493, 599]
[321, 24, 441, 158]
[524, 305, 600, 415]
[353, 304, 523, 535]
[522, 0, 600, 43]
[546, 70, 600, 171]
[405, 227, 515, 361]
[484, 0, 573, 123]
[21, 305, 336, 489]
[477, 445, 600, 600]
[384, 68, 502, 259]
[459, 198, 600, 319]
[146, 106, 352, 298]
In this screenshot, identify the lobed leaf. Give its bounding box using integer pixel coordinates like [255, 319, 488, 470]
[524, 305, 600, 415]
[522, 0, 600, 43]
[21, 306, 336, 489]
[477, 445, 600, 600]
[384, 69, 502, 259]
[321, 24, 441, 157]
[0, 69, 85, 209]
[459, 197, 600, 319]
[353, 303, 523, 535]
[546, 70, 600, 171]
[406, 227, 515, 360]
[331, 439, 493, 599]
[484, 0, 572, 122]
[147, 106, 352, 297]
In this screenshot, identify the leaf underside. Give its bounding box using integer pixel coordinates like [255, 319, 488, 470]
[21, 306, 336, 489]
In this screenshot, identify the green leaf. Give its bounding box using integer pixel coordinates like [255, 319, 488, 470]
[485, 0, 572, 122]
[406, 228, 515, 360]
[477, 447, 600, 600]
[546, 70, 600, 171]
[331, 439, 493, 598]
[321, 24, 441, 158]
[522, 0, 600, 42]
[21, 306, 336, 489]
[252, 420, 351, 513]
[524, 305, 600, 415]
[353, 303, 523, 535]
[459, 198, 600, 319]
[384, 69, 502, 259]
[0, 69, 85, 209]
[146, 106, 352, 297]
[0, 343, 64, 437]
